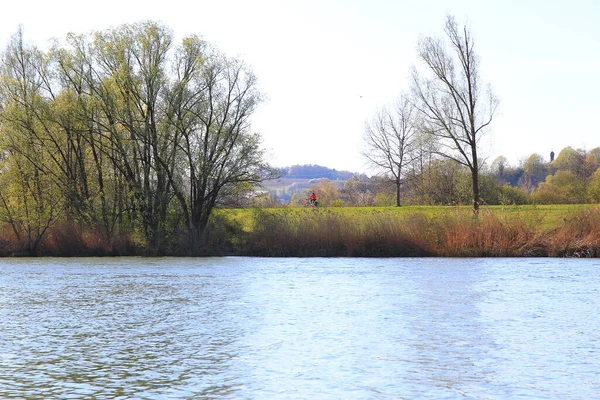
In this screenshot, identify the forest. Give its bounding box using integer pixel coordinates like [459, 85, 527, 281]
[281, 147, 600, 208]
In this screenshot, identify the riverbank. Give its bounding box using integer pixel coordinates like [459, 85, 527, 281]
[1, 205, 598, 257]
[240, 205, 600, 257]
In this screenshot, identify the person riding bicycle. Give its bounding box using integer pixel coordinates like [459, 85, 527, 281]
[309, 192, 317, 205]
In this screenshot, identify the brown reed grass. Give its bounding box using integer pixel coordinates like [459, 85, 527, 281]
[543, 207, 600, 257]
[245, 208, 435, 257]
[1, 206, 599, 257]
[430, 208, 537, 257]
[242, 206, 600, 257]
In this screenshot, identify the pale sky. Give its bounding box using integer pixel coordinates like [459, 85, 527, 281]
[2, 0, 600, 174]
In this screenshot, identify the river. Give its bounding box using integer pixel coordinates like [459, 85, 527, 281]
[0, 257, 598, 399]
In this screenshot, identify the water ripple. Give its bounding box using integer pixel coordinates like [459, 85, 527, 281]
[0, 257, 598, 398]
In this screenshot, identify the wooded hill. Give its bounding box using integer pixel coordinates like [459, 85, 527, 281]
[263, 165, 356, 202]
[278, 165, 355, 180]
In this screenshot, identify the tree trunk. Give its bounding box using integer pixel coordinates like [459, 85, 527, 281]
[472, 163, 480, 213]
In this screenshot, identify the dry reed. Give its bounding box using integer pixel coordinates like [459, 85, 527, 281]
[242, 206, 600, 257]
[1, 206, 599, 257]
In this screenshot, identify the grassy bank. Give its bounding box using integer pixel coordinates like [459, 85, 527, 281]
[225, 205, 600, 257]
[1, 205, 599, 257]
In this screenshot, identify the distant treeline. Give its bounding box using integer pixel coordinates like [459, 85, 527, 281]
[262, 147, 600, 208]
[280, 165, 356, 180]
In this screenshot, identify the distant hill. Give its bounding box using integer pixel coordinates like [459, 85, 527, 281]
[279, 164, 354, 180]
[264, 164, 356, 202]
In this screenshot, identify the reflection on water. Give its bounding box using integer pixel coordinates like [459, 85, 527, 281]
[0, 257, 599, 398]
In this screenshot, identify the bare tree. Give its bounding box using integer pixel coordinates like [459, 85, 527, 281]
[411, 15, 498, 213]
[363, 93, 420, 206]
[407, 128, 439, 204]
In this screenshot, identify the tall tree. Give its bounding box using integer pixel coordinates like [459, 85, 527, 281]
[89, 22, 176, 250]
[54, 33, 125, 240]
[586, 168, 600, 203]
[164, 36, 277, 248]
[0, 28, 63, 253]
[519, 153, 548, 192]
[490, 156, 508, 179]
[363, 93, 420, 206]
[411, 15, 498, 213]
[551, 147, 593, 179]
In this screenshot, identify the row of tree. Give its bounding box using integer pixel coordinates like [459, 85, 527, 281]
[0, 22, 277, 254]
[270, 146, 600, 208]
[494, 147, 600, 204]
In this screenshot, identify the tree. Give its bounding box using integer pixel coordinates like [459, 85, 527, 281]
[308, 179, 342, 207]
[363, 93, 420, 206]
[411, 15, 499, 213]
[587, 147, 600, 166]
[532, 170, 585, 204]
[428, 159, 472, 205]
[83, 23, 276, 250]
[406, 158, 471, 205]
[164, 37, 278, 247]
[478, 174, 530, 205]
[490, 156, 508, 180]
[586, 167, 600, 203]
[0, 22, 277, 254]
[405, 128, 438, 204]
[88, 22, 179, 250]
[342, 175, 375, 206]
[551, 147, 599, 180]
[519, 153, 548, 192]
[0, 27, 64, 254]
[53, 32, 128, 240]
[583, 150, 600, 179]
[500, 164, 524, 187]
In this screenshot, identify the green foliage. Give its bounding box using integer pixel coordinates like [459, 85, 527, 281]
[213, 204, 600, 257]
[308, 179, 341, 207]
[342, 175, 377, 206]
[329, 199, 346, 207]
[479, 175, 530, 205]
[521, 153, 548, 192]
[532, 170, 586, 204]
[496, 185, 531, 205]
[550, 147, 590, 178]
[374, 192, 394, 206]
[407, 159, 472, 205]
[222, 204, 592, 236]
[0, 22, 275, 254]
[586, 168, 600, 203]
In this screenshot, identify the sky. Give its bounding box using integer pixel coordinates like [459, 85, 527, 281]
[2, 0, 600, 174]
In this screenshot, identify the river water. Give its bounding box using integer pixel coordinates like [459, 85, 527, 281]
[0, 257, 598, 399]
